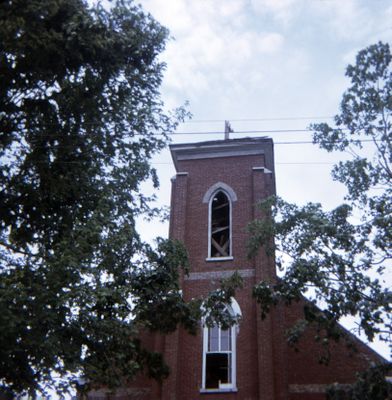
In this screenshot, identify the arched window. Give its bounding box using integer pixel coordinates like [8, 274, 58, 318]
[209, 191, 231, 258]
[203, 182, 236, 261]
[201, 299, 241, 392]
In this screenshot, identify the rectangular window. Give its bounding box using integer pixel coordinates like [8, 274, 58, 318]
[201, 301, 240, 393]
[204, 326, 234, 390]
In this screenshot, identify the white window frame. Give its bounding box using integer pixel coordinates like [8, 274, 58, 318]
[200, 299, 241, 393]
[203, 183, 237, 262]
[207, 189, 233, 261]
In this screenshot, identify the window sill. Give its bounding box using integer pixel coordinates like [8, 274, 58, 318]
[200, 387, 238, 394]
[205, 256, 234, 262]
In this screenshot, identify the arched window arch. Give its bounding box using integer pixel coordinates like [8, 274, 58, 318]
[210, 191, 231, 258]
[204, 183, 237, 260]
[201, 298, 241, 392]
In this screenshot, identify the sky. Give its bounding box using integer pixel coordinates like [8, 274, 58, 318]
[137, 0, 392, 211]
[134, 0, 392, 358]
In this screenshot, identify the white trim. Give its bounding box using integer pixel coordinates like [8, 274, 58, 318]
[229, 297, 242, 318]
[231, 321, 236, 389]
[202, 182, 237, 203]
[202, 324, 236, 391]
[205, 256, 233, 262]
[202, 323, 208, 390]
[200, 388, 238, 393]
[207, 189, 233, 259]
[170, 139, 270, 171]
[252, 166, 272, 174]
[201, 299, 241, 392]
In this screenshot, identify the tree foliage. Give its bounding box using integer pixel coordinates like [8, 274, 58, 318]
[0, 0, 218, 397]
[248, 42, 391, 358]
[326, 363, 392, 400]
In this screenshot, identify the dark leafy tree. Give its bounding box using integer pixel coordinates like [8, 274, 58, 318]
[326, 363, 392, 400]
[0, 0, 234, 397]
[248, 42, 391, 358]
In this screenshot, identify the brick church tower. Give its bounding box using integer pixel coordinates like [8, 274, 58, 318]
[164, 137, 287, 399]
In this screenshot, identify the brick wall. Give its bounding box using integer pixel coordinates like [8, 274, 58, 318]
[284, 299, 385, 400]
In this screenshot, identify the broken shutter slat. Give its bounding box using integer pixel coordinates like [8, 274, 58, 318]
[212, 226, 229, 234]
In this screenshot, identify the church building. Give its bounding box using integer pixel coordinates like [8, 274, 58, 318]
[88, 136, 385, 400]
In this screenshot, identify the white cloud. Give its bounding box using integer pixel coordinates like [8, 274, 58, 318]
[250, 0, 391, 43]
[342, 47, 360, 65]
[257, 32, 284, 53]
[142, 0, 193, 34]
[139, 0, 390, 130]
[310, 0, 373, 41]
[140, 0, 285, 105]
[250, 0, 298, 25]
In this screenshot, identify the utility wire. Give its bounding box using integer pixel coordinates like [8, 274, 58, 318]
[5, 139, 377, 164]
[12, 128, 339, 141]
[10, 160, 342, 166]
[14, 138, 375, 150]
[169, 129, 316, 135]
[7, 128, 316, 139]
[182, 116, 334, 123]
[151, 161, 337, 165]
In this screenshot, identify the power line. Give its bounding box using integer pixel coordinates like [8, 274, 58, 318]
[6, 128, 317, 139]
[5, 139, 376, 165]
[22, 127, 335, 139]
[182, 116, 334, 123]
[4, 115, 334, 128]
[7, 138, 376, 152]
[276, 162, 335, 165]
[152, 161, 336, 166]
[6, 160, 340, 166]
[169, 129, 315, 135]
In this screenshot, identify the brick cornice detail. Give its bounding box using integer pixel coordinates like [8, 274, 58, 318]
[185, 269, 255, 281]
